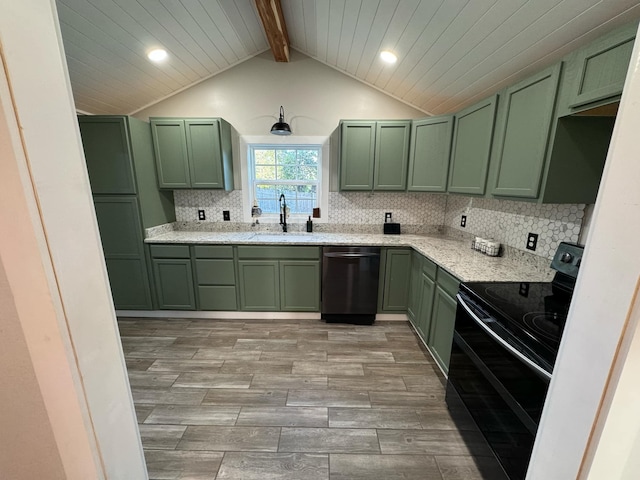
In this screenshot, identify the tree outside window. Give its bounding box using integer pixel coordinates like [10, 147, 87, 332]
[250, 146, 321, 215]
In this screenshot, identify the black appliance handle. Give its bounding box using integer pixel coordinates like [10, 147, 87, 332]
[324, 252, 380, 258]
[456, 293, 552, 381]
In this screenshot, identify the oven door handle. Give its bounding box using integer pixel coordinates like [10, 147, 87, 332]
[456, 293, 552, 381]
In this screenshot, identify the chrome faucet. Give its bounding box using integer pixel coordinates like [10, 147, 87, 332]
[279, 194, 287, 233]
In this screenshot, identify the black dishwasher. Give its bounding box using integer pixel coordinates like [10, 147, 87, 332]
[321, 246, 381, 325]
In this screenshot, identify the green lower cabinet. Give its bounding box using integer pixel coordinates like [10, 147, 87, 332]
[428, 287, 458, 373]
[152, 258, 196, 310]
[381, 249, 411, 312]
[198, 286, 237, 310]
[279, 261, 320, 311]
[416, 273, 436, 341]
[105, 258, 152, 310]
[93, 196, 152, 310]
[407, 251, 423, 322]
[238, 261, 280, 311]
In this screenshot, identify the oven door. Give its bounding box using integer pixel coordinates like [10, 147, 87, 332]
[446, 292, 551, 480]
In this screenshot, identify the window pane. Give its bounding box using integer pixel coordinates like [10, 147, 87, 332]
[277, 165, 298, 180]
[255, 184, 279, 213]
[276, 149, 297, 166]
[255, 149, 275, 165]
[298, 166, 317, 181]
[295, 184, 317, 214]
[298, 150, 319, 166]
[255, 165, 276, 180]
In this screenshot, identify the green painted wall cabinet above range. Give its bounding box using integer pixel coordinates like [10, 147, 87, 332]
[407, 115, 454, 192]
[490, 65, 562, 199]
[340, 120, 411, 191]
[150, 117, 234, 190]
[447, 95, 498, 196]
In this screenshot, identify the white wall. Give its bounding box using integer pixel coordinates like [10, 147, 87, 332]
[0, 0, 147, 478]
[527, 23, 640, 479]
[134, 49, 424, 136]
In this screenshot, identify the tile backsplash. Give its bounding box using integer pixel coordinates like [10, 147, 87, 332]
[173, 189, 585, 259]
[444, 196, 585, 259]
[328, 192, 446, 226]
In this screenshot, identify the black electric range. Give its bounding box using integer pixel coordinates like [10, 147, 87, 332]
[446, 242, 584, 480]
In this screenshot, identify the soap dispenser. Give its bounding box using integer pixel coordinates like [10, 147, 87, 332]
[306, 216, 313, 233]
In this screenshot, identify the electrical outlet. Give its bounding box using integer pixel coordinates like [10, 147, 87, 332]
[223, 210, 230, 221]
[526, 232, 539, 251]
[460, 215, 467, 227]
[198, 209, 205, 221]
[385, 212, 392, 222]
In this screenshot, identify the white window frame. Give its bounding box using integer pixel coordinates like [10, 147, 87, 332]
[240, 135, 330, 223]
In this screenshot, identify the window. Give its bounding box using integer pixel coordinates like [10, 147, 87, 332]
[249, 145, 321, 216]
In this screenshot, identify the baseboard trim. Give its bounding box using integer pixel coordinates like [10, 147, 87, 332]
[116, 310, 409, 322]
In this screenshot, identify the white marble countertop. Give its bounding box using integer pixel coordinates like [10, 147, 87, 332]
[145, 231, 555, 283]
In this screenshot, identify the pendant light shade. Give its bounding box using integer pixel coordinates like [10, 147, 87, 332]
[270, 106, 292, 135]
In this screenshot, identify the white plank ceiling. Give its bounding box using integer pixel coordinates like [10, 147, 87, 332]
[56, 0, 640, 116]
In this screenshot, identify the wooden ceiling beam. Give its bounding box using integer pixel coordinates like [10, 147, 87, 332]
[255, 0, 290, 62]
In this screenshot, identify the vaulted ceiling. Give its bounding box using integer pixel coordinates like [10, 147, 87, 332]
[56, 0, 640, 116]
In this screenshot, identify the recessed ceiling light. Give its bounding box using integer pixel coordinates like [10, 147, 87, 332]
[147, 48, 168, 63]
[380, 50, 397, 64]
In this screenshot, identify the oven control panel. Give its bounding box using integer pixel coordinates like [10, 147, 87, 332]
[550, 242, 584, 279]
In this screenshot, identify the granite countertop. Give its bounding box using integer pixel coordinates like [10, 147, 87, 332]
[145, 230, 555, 283]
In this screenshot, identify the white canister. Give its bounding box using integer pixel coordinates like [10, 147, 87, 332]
[486, 240, 501, 257]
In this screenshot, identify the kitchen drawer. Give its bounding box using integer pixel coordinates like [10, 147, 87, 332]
[422, 256, 437, 280]
[194, 245, 234, 259]
[237, 246, 320, 260]
[150, 244, 190, 259]
[437, 268, 460, 298]
[195, 259, 236, 285]
[198, 286, 237, 310]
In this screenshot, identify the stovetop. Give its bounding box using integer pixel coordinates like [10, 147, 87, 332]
[460, 281, 572, 367]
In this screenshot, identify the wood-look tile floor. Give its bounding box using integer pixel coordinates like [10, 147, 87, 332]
[119, 318, 508, 480]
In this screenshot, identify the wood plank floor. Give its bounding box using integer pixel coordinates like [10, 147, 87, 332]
[120, 318, 508, 480]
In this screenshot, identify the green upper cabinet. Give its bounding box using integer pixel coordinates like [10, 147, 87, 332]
[79, 116, 136, 194]
[150, 117, 234, 190]
[490, 65, 562, 199]
[569, 25, 635, 109]
[340, 120, 411, 191]
[448, 96, 498, 195]
[373, 121, 411, 190]
[151, 119, 190, 188]
[340, 121, 376, 190]
[407, 116, 453, 192]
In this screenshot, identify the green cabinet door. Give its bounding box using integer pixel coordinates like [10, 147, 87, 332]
[381, 249, 411, 312]
[448, 95, 498, 195]
[407, 116, 453, 192]
[238, 260, 280, 311]
[428, 287, 457, 374]
[79, 116, 136, 194]
[280, 261, 320, 311]
[407, 251, 423, 323]
[416, 273, 436, 341]
[93, 196, 151, 310]
[491, 65, 561, 198]
[150, 119, 190, 189]
[340, 121, 376, 190]
[152, 258, 196, 310]
[374, 121, 411, 190]
[185, 119, 224, 189]
[570, 27, 635, 108]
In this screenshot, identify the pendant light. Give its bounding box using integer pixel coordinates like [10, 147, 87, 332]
[270, 106, 292, 135]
